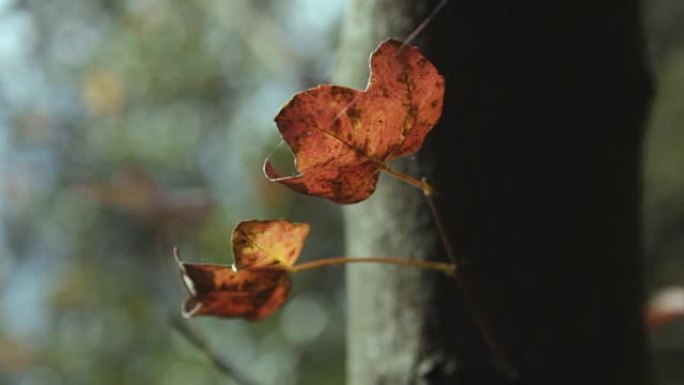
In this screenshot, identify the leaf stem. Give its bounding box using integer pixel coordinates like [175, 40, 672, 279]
[291, 256, 456, 277]
[378, 163, 434, 196]
[375, 165, 458, 266]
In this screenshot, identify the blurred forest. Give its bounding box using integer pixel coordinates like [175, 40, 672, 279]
[0, 0, 682, 384]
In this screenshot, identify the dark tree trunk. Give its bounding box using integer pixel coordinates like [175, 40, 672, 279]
[338, 1, 654, 384]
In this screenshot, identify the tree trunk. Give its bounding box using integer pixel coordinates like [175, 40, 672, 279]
[336, 1, 654, 384]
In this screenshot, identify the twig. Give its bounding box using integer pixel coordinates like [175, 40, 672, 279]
[421, 183, 520, 381]
[403, 0, 449, 45]
[424, 191, 458, 265]
[169, 315, 259, 385]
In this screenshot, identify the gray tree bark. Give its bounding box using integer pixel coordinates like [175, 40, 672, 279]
[333, 0, 436, 380]
[335, 1, 654, 385]
[334, 2, 493, 385]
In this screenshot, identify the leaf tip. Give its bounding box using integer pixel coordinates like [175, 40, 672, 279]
[182, 301, 202, 319]
[262, 159, 277, 180]
[172, 246, 182, 265]
[173, 247, 198, 297]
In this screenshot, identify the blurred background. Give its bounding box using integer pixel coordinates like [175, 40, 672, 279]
[645, 0, 684, 383]
[0, 1, 346, 384]
[0, 0, 682, 384]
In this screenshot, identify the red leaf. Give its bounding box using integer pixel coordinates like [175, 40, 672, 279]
[175, 220, 310, 320]
[265, 39, 444, 203]
[180, 264, 290, 320]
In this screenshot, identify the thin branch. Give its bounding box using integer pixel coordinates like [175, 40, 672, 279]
[291, 256, 456, 277]
[421, 183, 520, 380]
[403, 0, 449, 45]
[450, 278, 520, 380]
[424, 192, 458, 265]
[169, 315, 259, 385]
[368, 162, 520, 378]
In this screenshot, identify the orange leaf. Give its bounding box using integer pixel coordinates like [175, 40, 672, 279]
[232, 219, 309, 269]
[265, 39, 444, 203]
[175, 220, 310, 320]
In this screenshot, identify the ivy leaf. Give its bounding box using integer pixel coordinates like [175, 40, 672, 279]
[175, 220, 310, 320]
[177, 264, 290, 321]
[231, 219, 309, 269]
[265, 39, 444, 203]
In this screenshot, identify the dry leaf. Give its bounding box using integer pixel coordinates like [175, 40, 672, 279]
[175, 219, 310, 320]
[265, 39, 444, 203]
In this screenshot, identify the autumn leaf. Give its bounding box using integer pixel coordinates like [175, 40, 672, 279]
[264, 39, 444, 203]
[174, 219, 310, 320]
